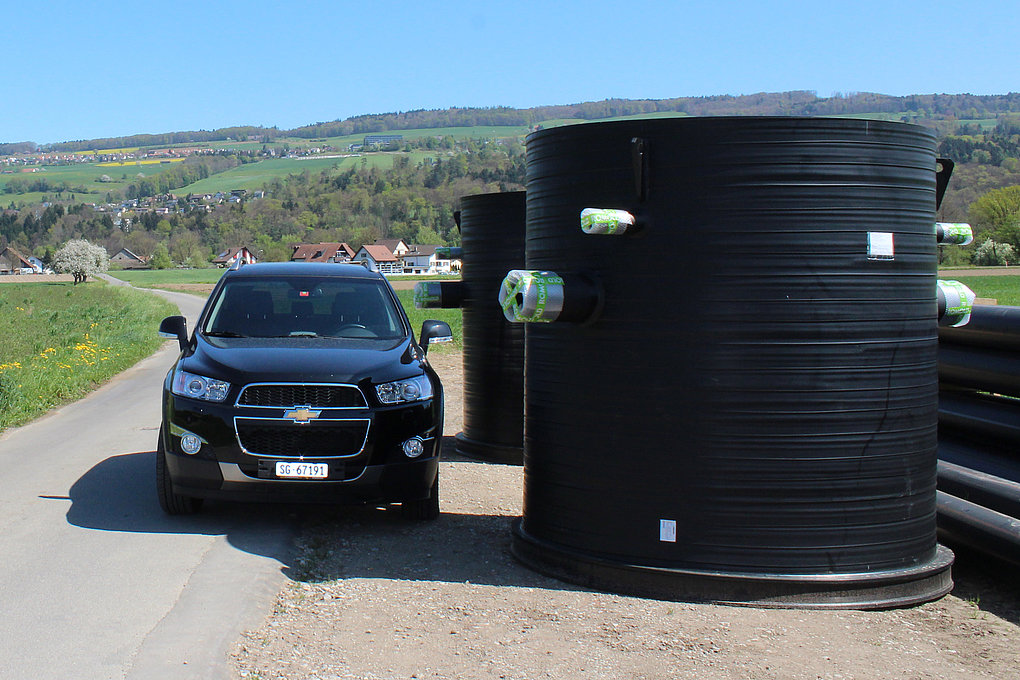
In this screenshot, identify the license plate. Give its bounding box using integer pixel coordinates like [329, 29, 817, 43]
[275, 462, 328, 479]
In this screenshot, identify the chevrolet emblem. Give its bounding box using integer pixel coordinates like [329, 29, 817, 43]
[284, 407, 321, 423]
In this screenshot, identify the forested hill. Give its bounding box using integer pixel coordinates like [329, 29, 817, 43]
[24, 91, 1020, 152]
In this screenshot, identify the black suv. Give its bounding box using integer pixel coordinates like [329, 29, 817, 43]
[156, 262, 452, 518]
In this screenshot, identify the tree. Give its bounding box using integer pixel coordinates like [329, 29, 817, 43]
[53, 238, 109, 284]
[969, 186, 1020, 235]
[149, 243, 172, 269]
[973, 238, 1017, 266]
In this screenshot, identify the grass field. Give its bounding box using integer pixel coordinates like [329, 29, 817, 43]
[108, 268, 228, 287]
[0, 281, 177, 430]
[945, 275, 1020, 306]
[173, 151, 439, 194]
[96, 158, 185, 167]
[0, 158, 186, 206]
[395, 288, 462, 351]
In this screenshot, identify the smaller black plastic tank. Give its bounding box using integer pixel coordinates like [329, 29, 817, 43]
[456, 191, 527, 463]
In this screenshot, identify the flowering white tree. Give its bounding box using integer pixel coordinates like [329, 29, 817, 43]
[973, 238, 1017, 266]
[53, 239, 109, 284]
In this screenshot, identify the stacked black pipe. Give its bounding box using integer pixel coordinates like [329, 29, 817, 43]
[937, 305, 1020, 566]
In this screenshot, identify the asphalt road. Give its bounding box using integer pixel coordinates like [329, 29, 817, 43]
[0, 287, 293, 679]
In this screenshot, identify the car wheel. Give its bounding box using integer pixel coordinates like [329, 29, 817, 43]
[156, 425, 203, 515]
[401, 473, 440, 521]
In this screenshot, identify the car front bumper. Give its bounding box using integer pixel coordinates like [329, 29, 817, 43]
[162, 390, 442, 504]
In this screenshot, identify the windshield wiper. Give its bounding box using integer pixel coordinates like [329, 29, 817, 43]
[204, 330, 247, 338]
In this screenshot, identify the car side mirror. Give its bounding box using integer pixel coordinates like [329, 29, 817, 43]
[159, 315, 189, 351]
[419, 320, 453, 355]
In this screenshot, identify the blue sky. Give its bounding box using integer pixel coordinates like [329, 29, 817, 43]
[3, 0, 1018, 145]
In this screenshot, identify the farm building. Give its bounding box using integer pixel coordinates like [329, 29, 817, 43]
[110, 248, 148, 269]
[0, 246, 34, 274]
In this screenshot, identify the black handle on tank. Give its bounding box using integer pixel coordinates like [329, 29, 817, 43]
[632, 137, 648, 201]
[936, 158, 954, 210]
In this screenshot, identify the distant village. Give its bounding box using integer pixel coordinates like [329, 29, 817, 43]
[0, 132, 460, 277]
[160, 239, 457, 276]
[0, 140, 347, 170]
[1, 238, 457, 277]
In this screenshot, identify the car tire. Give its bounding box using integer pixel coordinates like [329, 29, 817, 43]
[156, 425, 203, 515]
[401, 473, 440, 521]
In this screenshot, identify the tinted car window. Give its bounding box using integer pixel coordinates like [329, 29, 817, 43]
[203, 277, 405, 339]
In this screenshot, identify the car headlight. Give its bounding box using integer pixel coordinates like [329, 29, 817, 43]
[375, 375, 433, 404]
[172, 369, 231, 402]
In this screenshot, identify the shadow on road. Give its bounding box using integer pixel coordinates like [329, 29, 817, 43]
[68, 451, 1020, 617]
[65, 450, 299, 565]
[63, 449, 568, 594]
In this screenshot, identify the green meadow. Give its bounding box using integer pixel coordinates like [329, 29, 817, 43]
[0, 159, 190, 205]
[0, 281, 177, 430]
[107, 268, 228, 286]
[395, 288, 462, 351]
[174, 151, 436, 194]
[946, 275, 1020, 306]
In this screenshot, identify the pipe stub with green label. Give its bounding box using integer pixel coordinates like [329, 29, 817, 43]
[498, 270, 602, 324]
[580, 208, 637, 235]
[937, 279, 976, 327]
[413, 280, 465, 309]
[935, 223, 973, 246]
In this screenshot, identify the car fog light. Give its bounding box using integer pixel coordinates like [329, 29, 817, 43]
[180, 433, 203, 455]
[402, 437, 425, 458]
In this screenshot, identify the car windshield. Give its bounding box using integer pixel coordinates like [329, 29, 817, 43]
[202, 277, 406, 339]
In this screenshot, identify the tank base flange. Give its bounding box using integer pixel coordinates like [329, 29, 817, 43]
[511, 520, 954, 610]
[454, 432, 523, 466]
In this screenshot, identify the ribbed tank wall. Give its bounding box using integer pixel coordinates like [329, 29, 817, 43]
[518, 118, 943, 584]
[457, 192, 526, 463]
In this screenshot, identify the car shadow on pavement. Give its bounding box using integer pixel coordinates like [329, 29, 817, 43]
[64, 450, 576, 595]
[65, 450, 300, 565]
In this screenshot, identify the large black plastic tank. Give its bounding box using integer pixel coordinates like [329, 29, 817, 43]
[456, 191, 526, 463]
[511, 117, 953, 608]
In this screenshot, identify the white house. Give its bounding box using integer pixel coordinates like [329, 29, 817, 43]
[373, 239, 410, 257]
[400, 245, 452, 275]
[353, 245, 402, 274]
[213, 247, 258, 267]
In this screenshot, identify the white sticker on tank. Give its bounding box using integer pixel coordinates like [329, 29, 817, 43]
[659, 519, 677, 543]
[868, 232, 895, 260]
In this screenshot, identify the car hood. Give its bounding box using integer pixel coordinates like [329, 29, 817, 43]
[181, 335, 423, 387]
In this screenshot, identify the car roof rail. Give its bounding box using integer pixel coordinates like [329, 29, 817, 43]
[230, 257, 245, 271]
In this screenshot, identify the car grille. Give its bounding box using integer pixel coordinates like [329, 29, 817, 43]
[237, 383, 367, 408]
[235, 418, 370, 458]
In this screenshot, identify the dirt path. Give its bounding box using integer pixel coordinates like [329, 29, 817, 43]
[232, 350, 1020, 680]
[939, 266, 1020, 276]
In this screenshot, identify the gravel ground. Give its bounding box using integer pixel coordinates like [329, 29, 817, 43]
[233, 350, 1020, 680]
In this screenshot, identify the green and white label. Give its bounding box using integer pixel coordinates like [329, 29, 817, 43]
[498, 270, 565, 323]
[580, 208, 635, 235]
[937, 279, 976, 327]
[413, 282, 441, 309]
[935, 222, 974, 246]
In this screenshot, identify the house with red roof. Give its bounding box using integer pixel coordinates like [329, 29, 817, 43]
[0, 246, 33, 274]
[290, 242, 355, 263]
[212, 246, 258, 267]
[353, 244, 401, 274]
